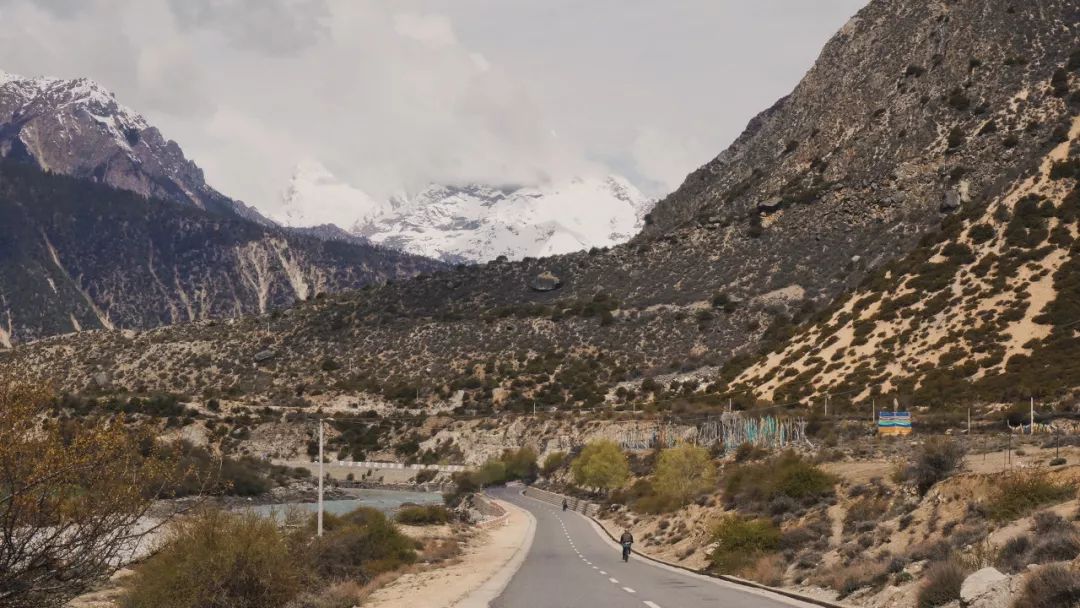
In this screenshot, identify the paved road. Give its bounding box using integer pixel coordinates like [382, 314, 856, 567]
[489, 487, 818, 608]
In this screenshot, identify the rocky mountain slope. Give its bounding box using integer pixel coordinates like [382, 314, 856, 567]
[0, 70, 264, 222]
[4, 0, 1079, 412]
[0, 162, 442, 347]
[278, 161, 654, 263]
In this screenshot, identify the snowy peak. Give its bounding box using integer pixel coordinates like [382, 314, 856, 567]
[277, 160, 393, 229]
[279, 164, 655, 263]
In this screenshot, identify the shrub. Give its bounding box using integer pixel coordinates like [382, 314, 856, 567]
[710, 515, 781, 573]
[541, 451, 567, 476]
[985, 474, 1074, 521]
[396, 504, 451, 526]
[916, 560, 967, 608]
[653, 444, 717, 506]
[968, 223, 995, 244]
[1013, 564, 1080, 608]
[123, 509, 303, 608]
[724, 452, 836, 511]
[571, 440, 630, 492]
[313, 507, 417, 581]
[501, 447, 539, 482]
[910, 437, 966, 496]
[947, 126, 966, 150]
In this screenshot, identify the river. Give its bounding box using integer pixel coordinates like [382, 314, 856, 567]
[246, 488, 444, 519]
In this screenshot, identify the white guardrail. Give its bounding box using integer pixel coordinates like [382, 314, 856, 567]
[331, 461, 470, 473]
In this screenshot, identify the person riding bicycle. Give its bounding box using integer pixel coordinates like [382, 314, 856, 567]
[619, 530, 634, 561]
[562, 498, 568, 511]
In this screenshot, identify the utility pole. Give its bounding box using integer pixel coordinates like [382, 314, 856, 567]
[872, 399, 876, 424]
[824, 394, 829, 417]
[1030, 397, 1035, 435]
[967, 407, 971, 436]
[317, 417, 335, 538]
[318, 418, 324, 537]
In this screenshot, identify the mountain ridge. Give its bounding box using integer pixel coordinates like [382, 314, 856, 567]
[4, 0, 1079, 414]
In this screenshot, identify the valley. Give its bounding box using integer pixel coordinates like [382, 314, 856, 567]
[2, 0, 1080, 607]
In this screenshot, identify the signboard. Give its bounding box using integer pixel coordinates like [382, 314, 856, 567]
[878, 411, 912, 436]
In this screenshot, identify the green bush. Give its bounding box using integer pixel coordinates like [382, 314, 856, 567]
[396, 504, 451, 526]
[313, 507, 417, 581]
[985, 474, 1075, 521]
[916, 560, 967, 608]
[710, 515, 780, 573]
[123, 509, 303, 608]
[724, 452, 836, 511]
[541, 451, 567, 477]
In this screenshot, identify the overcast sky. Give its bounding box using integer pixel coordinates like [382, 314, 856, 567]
[0, 0, 866, 213]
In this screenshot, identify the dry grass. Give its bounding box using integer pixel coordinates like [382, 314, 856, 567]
[812, 559, 890, 598]
[739, 554, 786, 586]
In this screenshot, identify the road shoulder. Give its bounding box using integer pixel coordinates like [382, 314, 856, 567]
[363, 498, 536, 608]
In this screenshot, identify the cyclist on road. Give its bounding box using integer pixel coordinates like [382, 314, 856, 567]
[619, 530, 634, 562]
[562, 498, 568, 511]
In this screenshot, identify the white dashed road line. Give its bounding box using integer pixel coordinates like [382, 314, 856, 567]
[623, 587, 636, 594]
[609, 577, 619, 584]
[643, 602, 662, 608]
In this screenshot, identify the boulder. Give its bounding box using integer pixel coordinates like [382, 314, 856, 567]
[253, 349, 276, 363]
[941, 189, 961, 212]
[757, 198, 784, 213]
[960, 567, 1011, 608]
[529, 271, 562, 292]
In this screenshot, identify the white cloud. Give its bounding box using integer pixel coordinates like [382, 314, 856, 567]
[393, 12, 458, 47]
[0, 0, 867, 214]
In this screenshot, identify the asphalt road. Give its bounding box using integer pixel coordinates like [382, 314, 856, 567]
[488, 487, 818, 608]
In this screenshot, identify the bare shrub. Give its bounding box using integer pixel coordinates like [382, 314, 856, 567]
[910, 438, 966, 496]
[1013, 564, 1080, 608]
[916, 560, 968, 608]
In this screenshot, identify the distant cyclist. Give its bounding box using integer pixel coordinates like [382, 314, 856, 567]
[619, 530, 634, 562]
[562, 498, 568, 511]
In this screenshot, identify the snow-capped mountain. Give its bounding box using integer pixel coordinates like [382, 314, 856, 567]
[278, 163, 655, 263]
[0, 69, 267, 223]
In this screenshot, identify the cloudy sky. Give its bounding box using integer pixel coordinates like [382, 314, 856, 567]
[0, 0, 866, 214]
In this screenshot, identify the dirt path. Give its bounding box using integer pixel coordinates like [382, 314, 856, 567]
[363, 498, 535, 608]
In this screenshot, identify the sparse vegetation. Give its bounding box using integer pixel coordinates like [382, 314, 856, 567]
[709, 515, 780, 574]
[985, 474, 1075, 521]
[396, 504, 451, 526]
[916, 560, 968, 608]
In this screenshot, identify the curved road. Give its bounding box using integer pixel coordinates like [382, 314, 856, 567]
[488, 487, 819, 608]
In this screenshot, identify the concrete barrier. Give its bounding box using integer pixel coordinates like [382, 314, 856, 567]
[474, 493, 511, 529]
[522, 487, 599, 517]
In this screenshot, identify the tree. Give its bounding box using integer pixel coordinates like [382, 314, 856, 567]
[501, 447, 539, 482]
[571, 440, 629, 492]
[541, 451, 567, 477]
[653, 444, 717, 506]
[0, 384, 177, 607]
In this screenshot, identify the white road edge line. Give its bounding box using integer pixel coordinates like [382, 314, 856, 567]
[609, 577, 619, 584]
[451, 497, 537, 608]
[643, 602, 661, 608]
[623, 587, 636, 594]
